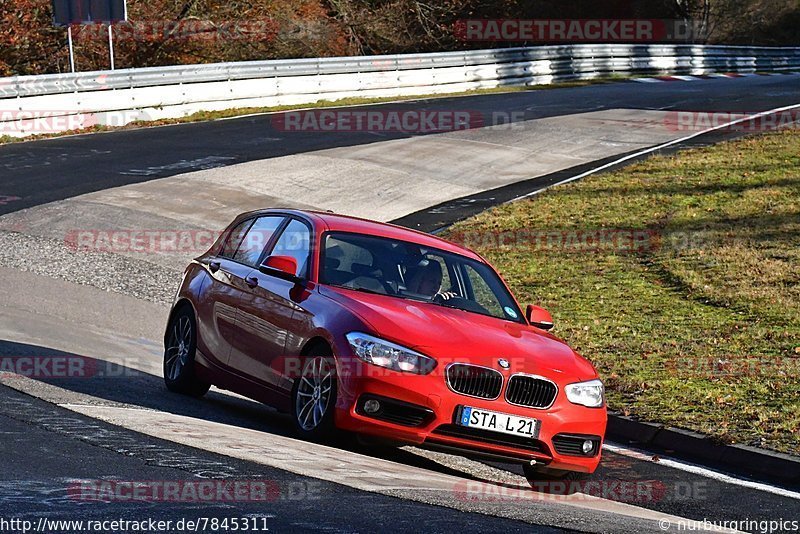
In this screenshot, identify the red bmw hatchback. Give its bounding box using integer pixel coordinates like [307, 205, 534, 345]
[164, 209, 606, 483]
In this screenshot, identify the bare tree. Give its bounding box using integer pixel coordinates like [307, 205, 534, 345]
[673, 0, 713, 42]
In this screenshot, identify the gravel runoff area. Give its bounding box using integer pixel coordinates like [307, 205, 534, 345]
[0, 229, 181, 306]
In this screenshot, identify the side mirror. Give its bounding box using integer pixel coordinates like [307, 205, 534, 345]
[526, 305, 554, 331]
[259, 256, 302, 283]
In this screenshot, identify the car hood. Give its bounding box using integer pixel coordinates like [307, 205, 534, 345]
[320, 286, 597, 382]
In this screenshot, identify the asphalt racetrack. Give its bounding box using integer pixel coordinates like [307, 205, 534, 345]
[0, 74, 799, 533]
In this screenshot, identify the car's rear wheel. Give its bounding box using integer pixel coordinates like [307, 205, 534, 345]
[292, 353, 337, 440]
[163, 306, 211, 397]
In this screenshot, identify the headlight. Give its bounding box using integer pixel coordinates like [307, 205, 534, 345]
[565, 379, 605, 408]
[346, 332, 436, 375]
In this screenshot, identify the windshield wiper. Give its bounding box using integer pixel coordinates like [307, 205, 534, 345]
[346, 286, 384, 295]
[427, 298, 461, 311]
[333, 284, 410, 299]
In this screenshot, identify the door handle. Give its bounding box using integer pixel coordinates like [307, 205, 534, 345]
[245, 276, 259, 288]
[209, 261, 221, 273]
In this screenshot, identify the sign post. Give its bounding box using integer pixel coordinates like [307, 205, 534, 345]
[108, 24, 115, 70]
[67, 25, 76, 73]
[52, 0, 127, 72]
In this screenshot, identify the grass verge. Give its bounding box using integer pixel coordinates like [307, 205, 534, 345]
[446, 129, 800, 455]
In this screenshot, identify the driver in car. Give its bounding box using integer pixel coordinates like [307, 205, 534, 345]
[406, 260, 458, 301]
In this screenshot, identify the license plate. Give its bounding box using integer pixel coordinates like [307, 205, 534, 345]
[458, 406, 540, 439]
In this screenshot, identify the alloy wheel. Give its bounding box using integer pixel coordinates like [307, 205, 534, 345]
[295, 357, 334, 431]
[165, 315, 192, 381]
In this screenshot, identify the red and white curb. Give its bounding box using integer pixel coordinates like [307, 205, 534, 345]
[633, 72, 798, 83]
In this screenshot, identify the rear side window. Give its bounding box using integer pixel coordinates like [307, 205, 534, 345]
[219, 219, 253, 259]
[231, 216, 285, 267]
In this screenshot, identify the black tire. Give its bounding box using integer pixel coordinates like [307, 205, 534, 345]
[523, 463, 591, 490]
[163, 306, 211, 397]
[291, 348, 337, 441]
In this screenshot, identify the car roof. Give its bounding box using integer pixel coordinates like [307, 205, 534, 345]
[256, 208, 485, 262]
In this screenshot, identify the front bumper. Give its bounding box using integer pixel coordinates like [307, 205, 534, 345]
[333, 360, 607, 473]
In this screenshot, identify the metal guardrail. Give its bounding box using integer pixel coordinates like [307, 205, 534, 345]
[1, 44, 799, 136]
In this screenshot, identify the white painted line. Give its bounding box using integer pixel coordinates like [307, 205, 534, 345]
[604, 442, 800, 501]
[511, 101, 800, 202]
[633, 78, 661, 84]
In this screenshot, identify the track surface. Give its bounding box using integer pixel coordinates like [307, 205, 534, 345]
[2, 74, 800, 217]
[0, 386, 551, 534]
[1, 75, 799, 533]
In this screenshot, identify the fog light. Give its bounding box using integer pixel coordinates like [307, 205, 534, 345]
[363, 399, 381, 414]
[582, 440, 595, 455]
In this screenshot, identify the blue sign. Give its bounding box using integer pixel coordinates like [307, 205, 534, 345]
[52, 0, 127, 26]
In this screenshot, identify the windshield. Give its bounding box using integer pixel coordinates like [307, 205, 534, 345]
[320, 232, 525, 324]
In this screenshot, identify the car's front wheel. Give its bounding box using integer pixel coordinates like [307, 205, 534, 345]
[292, 354, 337, 440]
[163, 306, 211, 397]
